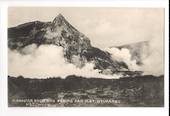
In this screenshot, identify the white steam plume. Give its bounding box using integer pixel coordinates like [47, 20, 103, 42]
[8, 44, 121, 79]
[141, 38, 164, 75]
[106, 47, 140, 71]
[106, 40, 164, 76]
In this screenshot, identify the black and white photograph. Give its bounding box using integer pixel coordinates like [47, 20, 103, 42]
[8, 7, 164, 107]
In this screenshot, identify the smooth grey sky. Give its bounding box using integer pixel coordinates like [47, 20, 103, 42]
[8, 7, 164, 48]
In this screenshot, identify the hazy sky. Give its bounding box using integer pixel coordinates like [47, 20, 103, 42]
[8, 7, 164, 48]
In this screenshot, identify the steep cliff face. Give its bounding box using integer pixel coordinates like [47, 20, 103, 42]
[8, 14, 129, 75]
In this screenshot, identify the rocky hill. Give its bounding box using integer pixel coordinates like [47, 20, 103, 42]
[8, 14, 132, 75]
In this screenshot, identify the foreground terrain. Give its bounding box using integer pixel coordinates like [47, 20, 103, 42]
[8, 75, 164, 107]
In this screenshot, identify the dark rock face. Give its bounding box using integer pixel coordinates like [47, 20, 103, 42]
[8, 21, 47, 49]
[8, 14, 129, 75]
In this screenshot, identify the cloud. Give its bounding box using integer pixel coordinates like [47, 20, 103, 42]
[106, 39, 164, 76]
[8, 44, 122, 79]
[106, 47, 140, 71]
[140, 38, 164, 75]
[8, 38, 164, 79]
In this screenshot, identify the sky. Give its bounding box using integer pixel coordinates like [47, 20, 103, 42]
[8, 7, 164, 48]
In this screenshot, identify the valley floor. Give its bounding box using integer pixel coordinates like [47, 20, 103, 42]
[8, 75, 164, 107]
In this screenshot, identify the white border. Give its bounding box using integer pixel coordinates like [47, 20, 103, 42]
[0, 0, 168, 7]
[0, 1, 169, 116]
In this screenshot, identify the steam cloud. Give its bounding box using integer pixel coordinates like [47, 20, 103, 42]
[9, 38, 164, 79]
[106, 40, 163, 76]
[141, 38, 164, 75]
[8, 44, 121, 79]
[106, 48, 140, 71]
